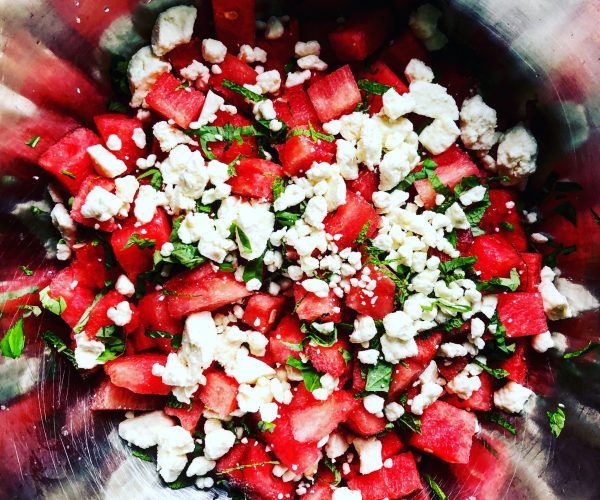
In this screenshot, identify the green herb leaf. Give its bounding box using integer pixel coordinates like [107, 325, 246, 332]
[542, 241, 576, 268]
[484, 411, 516, 435]
[424, 474, 448, 500]
[242, 256, 264, 283]
[365, 361, 393, 393]
[357, 79, 393, 96]
[222, 79, 266, 102]
[0, 285, 39, 304]
[18, 305, 42, 317]
[95, 325, 125, 362]
[287, 356, 322, 392]
[123, 233, 156, 250]
[499, 221, 515, 232]
[166, 393, 192, 410]
[591, 208, 600, 227]
[61, 170, 76, 179]
[73, 292, 106, 335]
[19, 265, 33, 276]
[145, 330, 173, 339]
[137, 168, 163, 190]
[485, 311, 516, 359]
[397, 413, 422, 434]
[132, 449, 154, 462]
[227, 154, 244, 176]
[217, 461, 280, 475]
[281, 341, 304, 351]
[301, 321, 338, 347]
[477, 268, 520, 292]
[26, 135, 41, 148]
[339, 347, 352, 365]
[39, 286, 67, 315]
[439, 256, 477, 274]
[1, 318, 26, 358]
[474, 359, 509, 379]
[187, 123, 262, 160]
[324, 458, 342, 486]
[272, 177, 285, 201]
[231, 223, 252, 254]
[287, 121, 335, 143]
[275, 211, 301, 227]
[563, 341, 599, 359]
[257, 420, 276, 433]
[547, 407, 565, 438]
[396, 159, 437, 191]
[175, 80, 190, 91]
[41, 330, 78, 367]
[442, 316, 466, 332]
[354, 221, 372, 246]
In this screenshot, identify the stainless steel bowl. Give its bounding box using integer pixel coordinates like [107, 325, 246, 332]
[1, 1, 599, 498]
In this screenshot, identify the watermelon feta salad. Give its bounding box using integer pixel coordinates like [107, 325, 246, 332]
[4, 2, 595, 499]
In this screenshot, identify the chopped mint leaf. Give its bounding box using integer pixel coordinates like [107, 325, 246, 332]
[272, 177, 285, 201]
[0, 285, 38, 304]
[275, 211, 300, 227]
[39, 286, 67, 315]
[474, 359, 509, 379]
[175, 80, 190, 91]
[41, 330, 77, 367]
[222, 79, 266, 102]
[123, 233, 156, 250]
[499, 221, 515, 231]
[1, 318, 26, 359]
[354, 220, 372, 245]
[61, 170, 76, 179]
[365, 361, 393, 393]
[18, 305, 42, 317]
[287, 356, 322, 392]
[357, 79, 393, 96]
[137, 168, 163, 190]
[231, 223, 253, 254]
[439, 256, 477, 274]
[217, 460, 280, 475]
[484, 411, 516, 435]
[396, 413, 421, 434]
[19, 265, 33, 276]
[287, 121, 335, 143]
[324, 458, 342, 486]
[227, 154, 244, 176]
[477, 268, 520, 292]
[257, 420, 276, 433]
[563, 341, 599, 359]
[339, 347, 352, 365]
[26, 135, 41, 148]
[187, 123, 262, 160]
[95, 325, 125, 362]
[547, 407, 565, 438]
[242, 256, 264, 283]
[132, 449, 154, 462]
[424, 474, 447, 500]
[591, 208, 600, 227]
[73, 292, 105, 335]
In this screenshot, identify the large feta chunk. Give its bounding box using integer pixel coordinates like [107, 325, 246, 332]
[202, 38, 227, 63]
[151, 5, 197, 57]
[118, 411, 175, 449]
[127, 46, 172, 107]
[493, 381, 534, 414]
[496, 125, 538, 185]
[153, 121, 197, 152]
[459, 95, 499, 151]
[408, 81, 459, 120]
[353, 438, 383, 475]
[87, 145, 127, 178]
[74, 332, 105, 369]
[156, 426, 195, 482]
[418, 117, 460, 155]
[80, 186, 123, 222]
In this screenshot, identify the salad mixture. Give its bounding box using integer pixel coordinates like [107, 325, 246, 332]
[3, 2, 597, 499]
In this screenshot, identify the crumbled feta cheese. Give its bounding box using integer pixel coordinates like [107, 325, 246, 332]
[107, 301, 133, 326]
[127, 46, 172, 107]
[115, 274, 135, 297]
[350, 315, 378, 344]
[459, 185, 487, 206]
[246, 278, 262, 292]
[238, 44, 268, 63]
[378, 146, 417, 190]
[186, 456, 216, 477]
[87, 144, 127, 178]
[190, 90, 224, 128]
[381, 335, 418, 362]
[555, 278, 600, 316]
[384, 402, 405, 422]
[80, 186, 123, 222]
[419, 117, 460, 155]
[295, 40, 321, 57]
[118, 411, 174, 449]
[326, 432, 349, 459]
[382, 88, 415, 119]
[156, 425, 195, 482]
[297, 54, 328, 71]
[51, 203, 76, 242]
[445, 202, 470, 230]
[202, 38, 227, 63]
[411, 382, 444, 415]
[256, 70, 282, 94]
[447, 369, 482, 400]
[383, 311, 417, 341]
[115, 175, 139, 206]
[539, 266, 573, 320]
[286, 69, 312, 88]
[153, 121, 197, 152]
[353, 438, 383, 475]
[531, 331, 554, 353]
[273, 184, 305, 212]
[204, 428, 236, 460]
[302, 278, 329, 298]
[180, 60, 210, 85]
[363, 394, 385, 415]
[231, 355, 276, 384]
[357, 349, 379, 365]
[234, 201, 275, 260]
[494, 381, 534, 414]
[265, 16, 285, 40]
[151, 5, 196, 56]
[496, 125, 538, 185]
[405, 58, 434, 83]
[439, 342, 469, 358]
[106, 134, 122, 151]
[460, 95, 499, 151]
[74, 332, 105, 369]
[134, 185, 165, 224]
[332, 488, 362, 500]
[409, 81, 459, 120]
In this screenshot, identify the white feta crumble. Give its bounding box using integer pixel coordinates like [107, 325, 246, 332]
[555, 278, 600, 316]
[353, 438, 383, 475]
[115, 274, 135, 297]
[186, 456, 216, 477]
[384, 402, 405, 422]
[180, 60, 210, 86]
[74, 332, 105, 369]
[265, 16, 285, 40]
[496, 125, 538, 185]
[285, 69, 312, 88]
[190, 90, 225, 129]
[363, 394, 385, 416]
[87, 144, 127, 178]
[460, 95, 499, 151]
[418, 117, 460, 155]
[302, 278, 329, 298]
[127, 46, 172, 107]
[439, 342, 469, 358]
[80, 186, 123, 222]
[106, 134, 122, 151]
[326, 432, 349, 459]
[405, 58, 434, 83]
[539, 266, 573, 320]
[151, 5, 196, 56]
[410, 382, 444, 415]
[107, 301, 133, 326]
[50, 203, 76, 242]
[297, 54, 328, 71]
[350, 315, 378, 343]
[493, 381, 534, 414]
[357, 349, 379, 365]
[156, 425, 195, 482]
[445, 202, 471, 230]
[204, 428, 236, 460]
[295, 40, 321, 57]
[153, 121, 197, 152]
[238, 44, 268, 64]
[531, 331, 555, 353]
[332, 488, 362, 500]
[382, 88, 415, 119]
[256, 70, 282, 94]
[202, 38, 227, 63]
[118, 411, 175, 449]
[409, 81, 459, 120]
[134, 185, 165, 224]
[459, 185, 487, 206]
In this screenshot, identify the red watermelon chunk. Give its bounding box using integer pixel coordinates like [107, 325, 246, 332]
[38, 127, 100, 194]
[136, 291, 184, 353]
[345, 264, 396, 320]
[83, 290, 128, 339]
[104, 353, 172, 395]
[110, 209, 171, 281]
[209, 54, 258, 108]
[278, 134, 336, 177]
[329, 8, 392, 62]
[242, 293, 287, 333]
[346, 402, 387, 436]
[293, 284, 342, 323]
[167, 38, 203, 73]
[165, 263, 252, 318]
[227, 158, 284, 201]
[70, 176, 118, 232]
[497, 292, 548, 337]
[353, 357, 367, 392]
[268, 315, 305, 366]
[445, 372, 494, 412]
[216, 441, 247, 487]
[359, 60, 409, 114]
[348, 168, 379, 202]
[209, 111, 258, 163]
[437, 357, 469, 382]
[274, 87, 321, 129]
[381, 30, 430, 74]
[306, 339, 351, 378]
[414, 146, 481, 208]
[308, 65, 361, 123]
[47, 267, 95, 329]
[380, 431, 405, 459]
[198, 368, 239, 417]
[212, 0, 256, 51]
[164, 403, 203, 433]
[91, 379, 165, 411]
[408, 401, 477, 464]
[324, 191, 380, 250]
[70, 242, 112, 290]
[519, 252, 542, 292]
[480, 189, 527, 251]
[498, 340, 527, 384]
[468, 234, 523, 282]
[94, 114, 146, 172]
[347, 452, 422, 500]
[145, 72, 205, 128]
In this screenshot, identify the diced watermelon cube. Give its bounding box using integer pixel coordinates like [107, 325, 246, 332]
[227, 158, 284, 201]
[308, 65, 361, 123]
[208, 111, 258, 163]
[347, 452, 422, 500]
[353, 357, 367, 392]
[329, 8, 392, 61]
[518, 252, 542, 292]
[290, 390, 357, 443]
[498, 340, 527, 384]
[167, 38, 204, 73]
[38, 128, 100, 194]
[306, 339, 351, 378]
[104, 353, 172, 395]
[94, 114, 146, 171]
[278, 134, 336, 177]
[445, 372, 494, 412]
[345, 264, 396, 320]
[497, 292, 548, 337]
[47, 267, 95, 328]
[164, 403, 203, 433]
[216, 441, 247, 487]
[242, 293, 287, 333]
[388, 333, 442, 401]
[414, 145, 481, 208]
[198, 368, 239, 417]
[70, 242, 112, 290]
[479, 189, 527, 250]
[136, 291, 184, 353]
[347, 168, 379, 202]
[209, 54, 258, 108]
[381, 30, 430, 75]
[324, 191, 380, 250]
[273, 87, 321, 129]
[268, 315, 305, 365]
[165, 263, 252, 318]
[359, 60, 409, 114]
[408, 401, 477, 464]
[293, 284, 342, 323]
[436, 357, 469, 382]
[346, 402, 387, 436]
[91, 379, 165, 411]
[380, 431, 405, 459]
[110, 209, 171, 281]
[70, 176, 118, 232]
[212, 0, 256, 51]
[146, 72, 205, 128]
[468, 234, 524, 282]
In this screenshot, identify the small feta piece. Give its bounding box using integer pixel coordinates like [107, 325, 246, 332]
[357, 349, 379, 365]
[106, 134, 122, 151]
[273, 184, 305, 212]
[295, 40, 321, 57]
[231, 356, 276, 384]
[459, 185, 487, 206]
[74, 332, 106, 369]
[383, 311, 417, 341]
[107, 301, 133, 326]
[410, 382, 444, 415]
[332, 488, 362, 500]
[405, 58, 434, 83]
[539, 266, 573, 320]
[118, 411, 175, 449]
[133, 185, 164, 224]
[80, 186, 123, 222]
[302, 278, 329, 298]
[409, 81, 459, 120]
[460, 95, 499, 151]
[496, 125, 538, 185]
[238, 44, 268, 63]
[156, 426, 195, 482]
[234, 201, 275, 261]
[202, 38, 227, 63]
[350, 315, 378, 344]
[439, 342, 469, 358]
[378, 147, 415, 191]
[50, 203, 76, 241]
[531, 331, 554, 353]
[353, 438, 383, 475]
[153, 121, 197, 152]
[204, 428, 236, 460]
[445, 202, 470, 230]
[326, 432, 349, 459]
[363, 394, 385, 415]
[265, 16, 284, 40]
[297, 54, 328, 71]
[493, 381, 534, 414]
[381, 335, 418, 362]
[555, 277, 600, 316]
[382, 88, 415, 120]
[286, 69, 312, 88]
[87, 144, 127, 178]
[191, 90, 225, 128]
[115, 274, 135, 297]
[419, 117, 460, 155]
[180, 60, 210, 85]
[115, 175, 140, 205]
[127, 46, 172, 107]
[384, 402, 405, 422]
[186, 456, 216, 477]
[447, 369, 482, 400]
[151, 5, 197, 56]
[256, 69, 281, 94]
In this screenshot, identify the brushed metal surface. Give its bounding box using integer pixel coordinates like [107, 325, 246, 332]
[0, 1, 598, 499]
